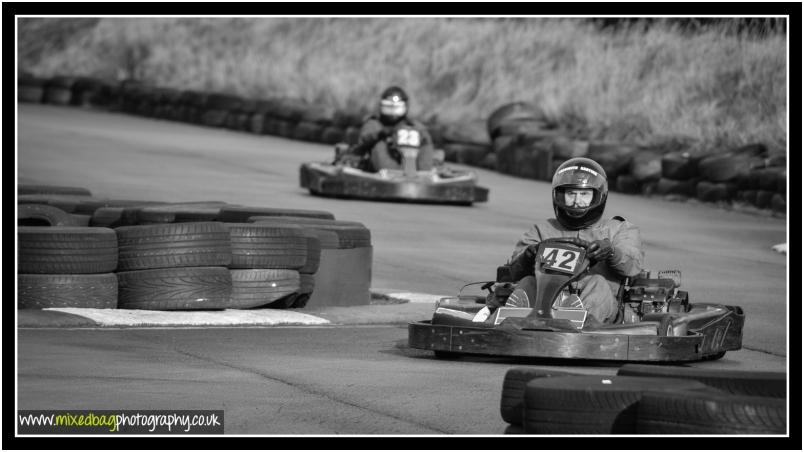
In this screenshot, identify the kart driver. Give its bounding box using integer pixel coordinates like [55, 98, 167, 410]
[337, 86, 436, 172]
[488, 157, 645, 326]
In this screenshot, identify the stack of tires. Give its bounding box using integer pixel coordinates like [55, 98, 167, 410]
[17, 185, 374, 311]
[500, 366, 786, 434]
[436, 119, 494, 169]
[18, 185, 120, 310]
[487, 102, 564, 181]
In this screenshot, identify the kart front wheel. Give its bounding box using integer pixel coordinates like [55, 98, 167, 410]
[657, 316, 674, 336]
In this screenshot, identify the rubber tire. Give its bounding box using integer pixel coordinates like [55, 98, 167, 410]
[135, 202, 229, 224]
[249, 217, 371, 249]
[18, 204, 83, 226]
[18, 185, 92, 196]
[228, 269, 301, 309]
[18, 273, 118, 309]
[115, 222, 232, 271]
[298, 231, 322, 274]
[18, 226, 118, 274]
[117, 266, 231, 310]
[617, 364, 786, 398]
[522, 375, 711, 434]
[217, 206, 335, 222]
[224, 223, 309, 270]
[487, 102, 543, 139]
[500, 368, 575, 425]
[636, 390, 786, 434]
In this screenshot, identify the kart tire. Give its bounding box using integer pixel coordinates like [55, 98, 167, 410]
[18, 204, 83, 227]
[229, 269, 300, 309]
[635, 390, 786, 434]
[18, 185, 92, 197]
[292, 121, 323, 142]
[500, 368, 575, 425]
[18, 273, 118, 309]
[754, 189, 774, 209]
[217, 206, 335, 222]
[116, 222, 232, 271]
[224, 223, 309, 270]
[18, 226, 118, 274]
[617, 364, 785, 398]
[117, 266, 231, 310]
[657, 315, 674, 336]
[522, 376, 710, 434]
[298, 273, 315, 294]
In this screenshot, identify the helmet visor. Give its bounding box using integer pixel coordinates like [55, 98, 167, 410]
[380, 99, 407, 117]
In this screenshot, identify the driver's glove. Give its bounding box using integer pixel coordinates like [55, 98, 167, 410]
[485, 283, 515, 309]
[586, 238, 615, 265]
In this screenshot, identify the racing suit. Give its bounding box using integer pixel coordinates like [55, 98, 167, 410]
[505, 216, 644, 324]
[344, 115, 435, 172]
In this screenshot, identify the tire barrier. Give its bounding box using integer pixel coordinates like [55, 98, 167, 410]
[19, 273, 118, 309]
[117, 266, 232, 310]
[500, 368, 576, 426]
[635, 390, 786, 434]
[17, 74, 786, 212]
[617, 364, 786, 398]
[521, 375, 711, 434]
[115, 222, 232, 271]
[17, 184, 372, 311]
[18, 226, 118, 274]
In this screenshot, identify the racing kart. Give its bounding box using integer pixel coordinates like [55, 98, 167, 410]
[299, 126, 489, 205]
[408, 238, 744, 362]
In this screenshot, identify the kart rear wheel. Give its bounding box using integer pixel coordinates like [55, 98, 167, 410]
[657, 316, 674, 336]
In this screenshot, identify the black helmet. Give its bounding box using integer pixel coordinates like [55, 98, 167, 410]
[379, 86, 408, 125]
[551, 157, 608, 230]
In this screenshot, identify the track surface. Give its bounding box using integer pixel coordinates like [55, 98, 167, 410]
[16, 105, 789, 434]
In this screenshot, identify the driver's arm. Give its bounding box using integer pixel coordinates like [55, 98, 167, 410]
[507, 226, 542, 281]
[350, 119, 386, 156]
[608, 220, 644, 277]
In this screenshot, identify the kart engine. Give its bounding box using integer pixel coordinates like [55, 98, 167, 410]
[624, 270, 689, 317]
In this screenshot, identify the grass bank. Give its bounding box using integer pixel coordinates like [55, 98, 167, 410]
[18, 17, 787, 150]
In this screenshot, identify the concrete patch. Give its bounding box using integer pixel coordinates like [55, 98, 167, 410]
[44, 308, 331, 327]
[771, 243, 786, 254]
[384, 292, 450, 304]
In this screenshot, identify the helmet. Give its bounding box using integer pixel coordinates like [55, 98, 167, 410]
[378, 86, 408, 125]
[551, 157, 608, 230]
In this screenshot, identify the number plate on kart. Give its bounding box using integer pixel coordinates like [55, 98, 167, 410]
[540, 245, 585, 274]
[396, 128, 421, 147]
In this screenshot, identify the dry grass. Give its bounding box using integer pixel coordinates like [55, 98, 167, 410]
[18, 17, 787, 150]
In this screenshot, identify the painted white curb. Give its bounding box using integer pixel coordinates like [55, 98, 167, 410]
[384, 292, 450, 304]
[46, 308, 331, 327]
[771, 243, 787, 254]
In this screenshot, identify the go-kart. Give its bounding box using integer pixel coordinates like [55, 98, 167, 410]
[408, 238, 744, 362]
[299, 126, 489, 205]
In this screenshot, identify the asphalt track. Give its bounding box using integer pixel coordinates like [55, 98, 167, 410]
[16, 104, 790, 435]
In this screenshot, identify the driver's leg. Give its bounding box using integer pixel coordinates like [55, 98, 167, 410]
[577, 274, 618, 323]
[370, 141, 402, 171]
[416, 144, 434, 171]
